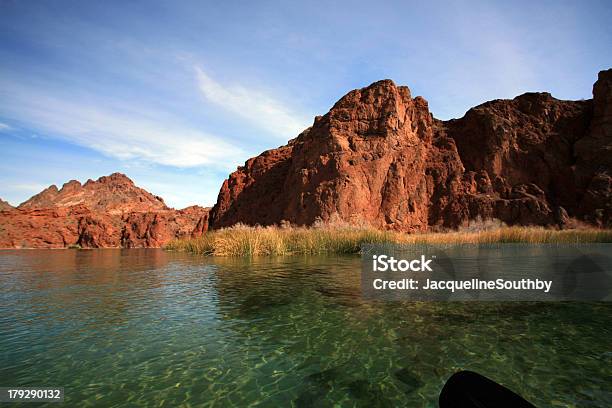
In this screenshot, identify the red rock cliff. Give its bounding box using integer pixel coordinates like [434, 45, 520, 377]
[210, 69, 612, 230]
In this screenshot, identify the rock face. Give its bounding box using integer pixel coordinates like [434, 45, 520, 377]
[0, 206, 88, 248]
[573, 70, 612, 226]
[0, 173, 209, 248]
[120, 206, 210, 248]
[210, 69, 612, 230]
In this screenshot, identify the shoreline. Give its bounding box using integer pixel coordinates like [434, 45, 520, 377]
[3, 226, 611, 253]
[166, 226, 612, 256]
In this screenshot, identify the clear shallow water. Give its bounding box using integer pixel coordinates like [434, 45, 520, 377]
[0, 250, 610, 407]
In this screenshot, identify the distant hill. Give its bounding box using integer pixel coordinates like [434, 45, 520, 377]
[18, 172, 168, 215]
[1, 173, 208, 248]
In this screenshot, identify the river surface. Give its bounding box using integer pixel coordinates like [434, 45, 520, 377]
[0, 249, 610, 407]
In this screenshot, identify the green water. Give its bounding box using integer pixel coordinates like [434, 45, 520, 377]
[0, 250, 610, 407]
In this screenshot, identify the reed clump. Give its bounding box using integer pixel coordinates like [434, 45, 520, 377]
[165, 224, 612, 256]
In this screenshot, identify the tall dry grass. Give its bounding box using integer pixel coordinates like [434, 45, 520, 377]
[165, 224, 612, 256]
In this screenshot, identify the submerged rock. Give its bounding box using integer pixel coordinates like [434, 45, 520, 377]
[347, 379, 395, 407]
[394, 368, 424, 393]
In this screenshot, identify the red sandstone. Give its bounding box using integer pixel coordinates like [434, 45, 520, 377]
[210, 70, 611, 230]
[0, 173, 209, 248]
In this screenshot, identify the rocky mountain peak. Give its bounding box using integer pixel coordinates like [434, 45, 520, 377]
[61, 180, 82, 192]
[325, 79, 423, 139]
[0, 198, 14, 211]
[95, 172, 135, 186]
[17, 185, 59, 209]
[18, 173, 168, 214]
[210, 79, 437, 229]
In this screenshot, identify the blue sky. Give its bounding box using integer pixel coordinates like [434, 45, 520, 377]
[1, 0, 610, 208]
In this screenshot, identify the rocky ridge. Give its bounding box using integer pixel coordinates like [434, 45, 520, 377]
[210, 69, 612, 230]
[0, 173, 209, 248]
[18, 172, 168, 215]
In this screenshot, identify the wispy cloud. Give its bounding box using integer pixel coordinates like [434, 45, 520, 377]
[8, 183, 50, 193]
[0, 80, 244, 169]
[0, 122, 11, 131]
[195, 66, 310, 138]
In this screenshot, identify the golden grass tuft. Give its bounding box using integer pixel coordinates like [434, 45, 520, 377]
[165, 224, 612, 256]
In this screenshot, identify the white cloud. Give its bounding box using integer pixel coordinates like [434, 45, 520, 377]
[195, 66, 310, 138]
[8, 183, 49, 192]
[0, 122, 11, 131]
[0, 81, 244, 169]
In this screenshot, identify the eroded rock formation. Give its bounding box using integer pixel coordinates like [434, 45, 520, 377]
[210, 69, 612, 230]
[19, 172, 168, 214]
[0, 173, 209, 248]
[120, 206, 209, 248]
